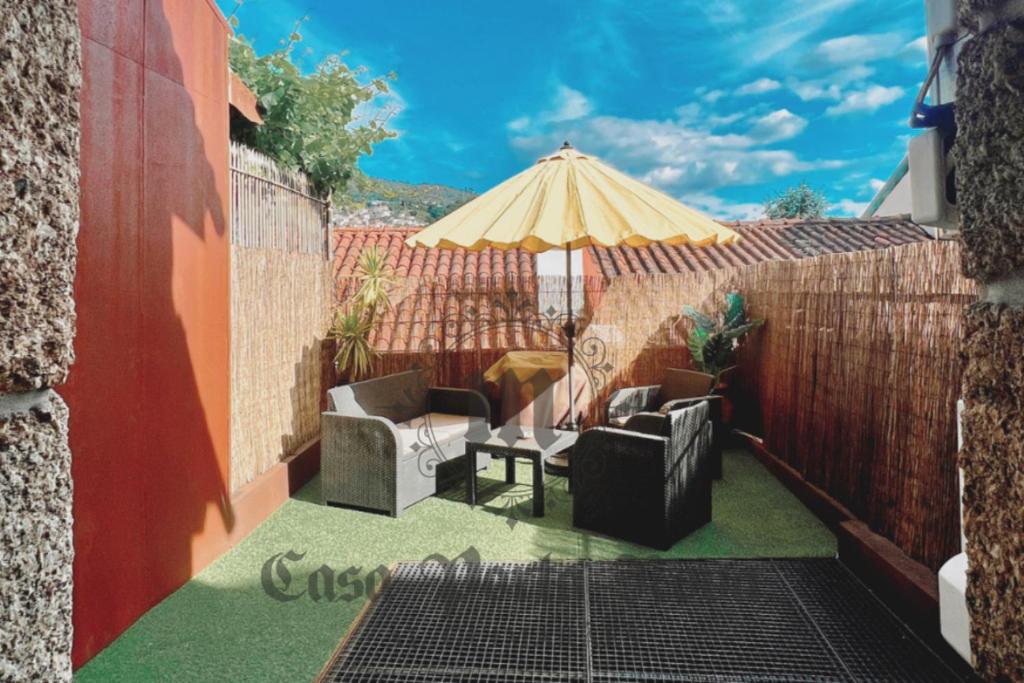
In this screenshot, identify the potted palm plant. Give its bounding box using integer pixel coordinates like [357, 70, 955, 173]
[330, 246, 395, 383]
[682, 292, 763, 423]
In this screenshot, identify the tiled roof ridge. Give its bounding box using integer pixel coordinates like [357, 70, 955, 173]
[334, 225, 422, 233]
[335, 215, 922, 235]
[725, 215, 919, 228]
[334, 217, 931, 281]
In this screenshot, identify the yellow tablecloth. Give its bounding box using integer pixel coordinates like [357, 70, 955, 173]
[483, 351, 590, 429]
[483, 351, 570, 384]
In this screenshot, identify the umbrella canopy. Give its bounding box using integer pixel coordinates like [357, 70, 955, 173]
[404, 142, 738, 432]
[405, 142, 739, 253]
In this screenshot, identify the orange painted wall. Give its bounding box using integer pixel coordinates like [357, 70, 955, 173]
[69, 0, 237, 667]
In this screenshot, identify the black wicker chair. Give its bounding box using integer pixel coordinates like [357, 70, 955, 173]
[605, 367, 732, 478]
[571, 401, 713, 550]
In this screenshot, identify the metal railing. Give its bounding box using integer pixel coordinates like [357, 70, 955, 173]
[230, 142, 329, 255]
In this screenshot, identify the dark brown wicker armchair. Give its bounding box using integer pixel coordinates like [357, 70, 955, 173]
[571, 400, 714, 550]
[605, 368, 732, 478]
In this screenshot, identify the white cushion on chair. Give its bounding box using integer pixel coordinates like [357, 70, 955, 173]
[395, 412, 473, 448]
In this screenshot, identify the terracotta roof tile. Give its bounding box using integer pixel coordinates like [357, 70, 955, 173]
[334, 218, 931, 352]
[333, 226, 541, 281]
[585, 216, 931, 277]
[336, 217, 929, 282]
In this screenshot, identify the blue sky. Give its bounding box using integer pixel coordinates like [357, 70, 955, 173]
[219, 0, 928, 219]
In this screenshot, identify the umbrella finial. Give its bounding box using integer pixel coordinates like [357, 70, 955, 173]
[560, 140, 573, 150]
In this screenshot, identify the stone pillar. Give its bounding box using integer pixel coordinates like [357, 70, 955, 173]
[0, 2, 80, 681]
[954, 1, 1024, 680]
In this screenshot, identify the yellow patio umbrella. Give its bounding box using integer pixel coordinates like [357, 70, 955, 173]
[406, 142, 739, 429]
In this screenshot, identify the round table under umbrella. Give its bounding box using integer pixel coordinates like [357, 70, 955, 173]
[405, 142, 739, 468]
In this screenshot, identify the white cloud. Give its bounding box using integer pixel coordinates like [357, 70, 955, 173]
[826, 84, 905, 116]
[547, 85, 592, 122]
[787, 65, 873, 101]
[748, 109, 807, 143]
[736, 78, 782, 96]
[869, 178, 886, 192]
[813, 33, 905, 65]
[674, 103, 703, 123]
[701, 89, 726, 104]
[642, 166, 685, 186]
[701, 1, 744, 27]
[510, 109, 841, 196]
[682, 193, 765, 221]
[833, 198, 868, 216]
[790, 81, 842, 101]
[707, 111, 746, 127]
[505, 84, 592, 134]
[507, 116, 531, 132]
[744, 0, 858, 62]
[900, 36, 930, 64]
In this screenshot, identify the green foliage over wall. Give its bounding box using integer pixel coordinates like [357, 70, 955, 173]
[229, 25, 396, 198]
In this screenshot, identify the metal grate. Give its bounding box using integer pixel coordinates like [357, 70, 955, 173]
[321, 561, 588, 682]
[319, 559, 971, 683]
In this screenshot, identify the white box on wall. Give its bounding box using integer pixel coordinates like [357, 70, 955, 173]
[909, 129, 955, 229]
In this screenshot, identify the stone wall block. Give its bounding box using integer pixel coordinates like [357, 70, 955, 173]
[0, 2, 81, 391]
[954, 20, 1024, 282]
[960, 303, 1024, 680]
[0, 393, 73, 681]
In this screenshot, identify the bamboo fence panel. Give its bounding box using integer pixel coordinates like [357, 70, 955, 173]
[342, 240, 973, 569]
[739, 241, 975, 569]
[230, 247, 335, 493]
[230, 142, 328, 255]
[229, 144, 334, 493]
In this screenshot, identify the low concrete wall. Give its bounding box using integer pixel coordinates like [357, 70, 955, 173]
[0, 2, 80, 680]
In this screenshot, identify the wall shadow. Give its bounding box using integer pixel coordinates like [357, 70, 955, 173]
[71, 0, 233, 667]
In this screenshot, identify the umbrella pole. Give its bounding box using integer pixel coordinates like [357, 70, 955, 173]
[565, 244, 577, 431]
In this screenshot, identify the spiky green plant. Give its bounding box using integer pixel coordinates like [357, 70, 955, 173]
[353, 245, 395, 322]
[330, 306, 375, 381]
[682, 292, 764, 378]
[330, 246, 395, 380]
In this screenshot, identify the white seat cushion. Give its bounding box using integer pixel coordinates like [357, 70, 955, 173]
[395, 412, 474, 451]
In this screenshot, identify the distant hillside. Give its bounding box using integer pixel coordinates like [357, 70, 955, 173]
[336, 176, 477, 226]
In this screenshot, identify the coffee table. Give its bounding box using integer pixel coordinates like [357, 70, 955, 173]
[465, 429, 579, 517]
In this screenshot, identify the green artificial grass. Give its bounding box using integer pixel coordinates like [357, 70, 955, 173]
[75, 448, 835, 683]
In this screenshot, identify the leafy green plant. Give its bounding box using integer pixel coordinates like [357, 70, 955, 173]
[329, 246, 395, 381]
[330, 307, 375, 381]
[763, 182, 829, 219]
[352, 246, 395, 319]
[682, 292, 764, 377]
[228, 20, 396, 198]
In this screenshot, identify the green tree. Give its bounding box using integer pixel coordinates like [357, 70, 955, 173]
[229, 23, 396, 198]
[763, 182, 829, 219]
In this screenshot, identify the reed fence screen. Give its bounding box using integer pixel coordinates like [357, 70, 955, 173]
[737, 241, 975, 570]
[229, 144, 334, 493]
[346, 240, 973, 570]
[230, 142, 328, 255]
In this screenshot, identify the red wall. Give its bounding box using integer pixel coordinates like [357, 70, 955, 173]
[69, 0, 234, 667]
